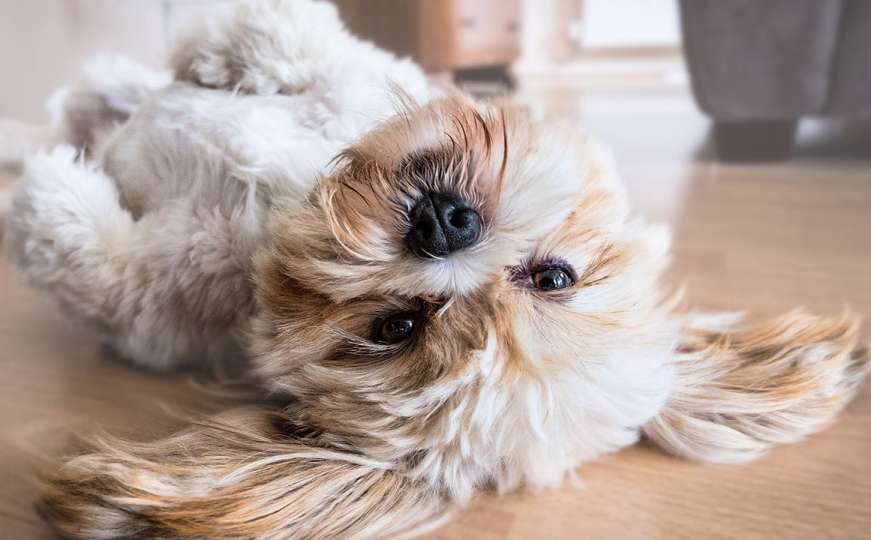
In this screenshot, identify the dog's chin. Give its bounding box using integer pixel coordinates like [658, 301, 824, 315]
[12, 0, 869, 537]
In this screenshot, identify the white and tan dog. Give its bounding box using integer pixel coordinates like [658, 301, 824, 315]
[1, 1, 867, 539]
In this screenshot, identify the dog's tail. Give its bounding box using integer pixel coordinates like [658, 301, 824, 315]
[39, 406, 452, 540]
[645, 309, 869, 463]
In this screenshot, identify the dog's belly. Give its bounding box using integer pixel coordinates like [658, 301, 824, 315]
[75, 78, 433, 369]
[71, 82, 404, 369]
[99, 82, 370, 222]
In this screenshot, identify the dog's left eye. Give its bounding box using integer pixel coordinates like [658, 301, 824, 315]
[374, 312, 418, 344]
[532, 267, 575, 291]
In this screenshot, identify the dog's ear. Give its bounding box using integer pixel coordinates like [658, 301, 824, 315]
[645, 310, 869, 463]
[40, 407, 449, 540]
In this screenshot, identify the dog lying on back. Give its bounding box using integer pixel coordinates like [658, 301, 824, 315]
[2, 1, 867, 538]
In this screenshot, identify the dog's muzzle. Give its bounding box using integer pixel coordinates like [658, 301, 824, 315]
[406, 192, 482, 258]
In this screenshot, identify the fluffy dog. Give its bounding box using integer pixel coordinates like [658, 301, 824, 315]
[1, 1, 868, 539]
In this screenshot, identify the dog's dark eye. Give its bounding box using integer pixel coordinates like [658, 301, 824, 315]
[375, 313, 417, 344]
[533, 267, 575, 291]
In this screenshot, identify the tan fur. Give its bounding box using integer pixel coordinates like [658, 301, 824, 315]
[646, 310, 870, 463]
[38, 94, 870, 540]
[17, 2, 868, 538]
[40, 408, 449, 540]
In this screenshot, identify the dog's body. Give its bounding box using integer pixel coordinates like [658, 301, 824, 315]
[5, 0, 431, 370]
[2, 2, 868, 539]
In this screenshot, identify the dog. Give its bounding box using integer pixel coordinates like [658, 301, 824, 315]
[1, 1, 868, 538]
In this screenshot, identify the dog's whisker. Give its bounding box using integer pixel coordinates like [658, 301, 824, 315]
[13, 1, 867, 539]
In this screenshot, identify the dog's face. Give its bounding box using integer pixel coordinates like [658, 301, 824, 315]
[41, 95, 869, 540]
[251, 96, 674, 491]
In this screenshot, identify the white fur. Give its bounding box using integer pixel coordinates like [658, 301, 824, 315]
[5, 2, 867, 538]
[3, 0, 431, 369]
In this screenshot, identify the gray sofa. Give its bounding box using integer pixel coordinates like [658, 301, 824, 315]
[678, 0, 871, 161]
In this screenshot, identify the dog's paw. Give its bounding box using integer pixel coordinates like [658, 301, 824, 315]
[3, 146, 132, 320]
[170, 0, 349, 95]
[5, 146, 130, 261]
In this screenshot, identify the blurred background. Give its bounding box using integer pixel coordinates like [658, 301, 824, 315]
[2, 0, 871, 165]
[0, 2, 869, 539]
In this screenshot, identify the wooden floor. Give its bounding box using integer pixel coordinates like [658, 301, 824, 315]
[2, 25, 871, 540]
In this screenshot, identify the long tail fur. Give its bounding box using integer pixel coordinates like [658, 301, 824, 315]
[646, 310, 870, 463]
[39, 406, 450, 540]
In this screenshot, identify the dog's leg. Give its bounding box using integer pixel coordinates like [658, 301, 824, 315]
[645, 310, 870, 463]
[0, 55, 169, 168]
[170, 0, 350, 95]
[39, 406, 450, 540]
[57, 54, 171, 154]
[3, 146, 255, 370]
[170, 0, 428, 101]
[3, 146, 135, 325]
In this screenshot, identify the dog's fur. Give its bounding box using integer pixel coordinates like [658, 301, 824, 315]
[1, 1, 868, 539]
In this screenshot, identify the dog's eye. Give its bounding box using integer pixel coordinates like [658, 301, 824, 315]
[374, 312, 418, 344]
[533, 267, 575, 291]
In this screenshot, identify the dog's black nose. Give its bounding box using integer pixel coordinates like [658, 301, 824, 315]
[406, 192, 482, 258]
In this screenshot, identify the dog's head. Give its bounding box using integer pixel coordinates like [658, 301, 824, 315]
[41, 97, 869, 540]
[250, 95, 675, 492]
